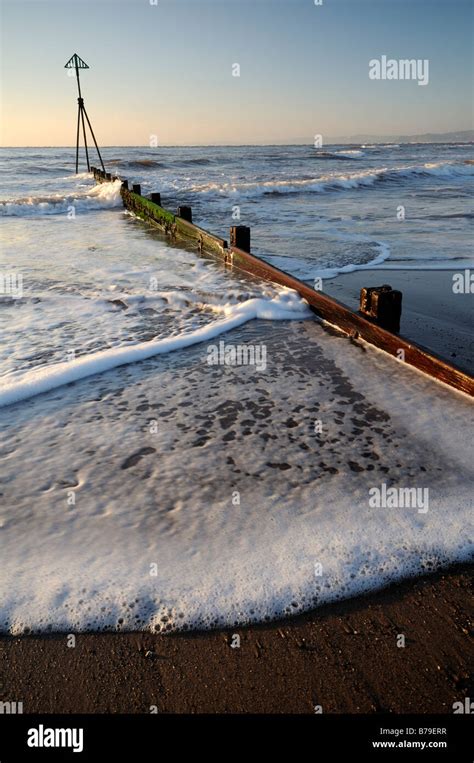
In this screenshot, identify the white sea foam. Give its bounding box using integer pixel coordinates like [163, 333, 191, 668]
[333, 149, 364, 158]
[0, 179, 122, 216]
[313, 242, 391, 278]
[58, 172, 94, 180]
[0, 290, 311, 408]
[1, 313, 472, 635]
[265, 241, 392, 280]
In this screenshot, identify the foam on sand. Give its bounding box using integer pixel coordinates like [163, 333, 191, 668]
[1, 317, 472, 635]
[0, 290, 311, 408]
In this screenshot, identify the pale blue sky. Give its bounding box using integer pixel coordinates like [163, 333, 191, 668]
[1, 0, 473, 145]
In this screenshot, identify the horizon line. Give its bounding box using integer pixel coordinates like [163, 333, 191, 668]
[1, 140, 473, 149]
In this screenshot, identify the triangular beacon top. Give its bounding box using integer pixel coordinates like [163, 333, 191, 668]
[64, 54, 89, 69]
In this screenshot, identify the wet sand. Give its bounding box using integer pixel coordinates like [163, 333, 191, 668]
[324, 268, 474, 374]
[1, 565, 472, 713]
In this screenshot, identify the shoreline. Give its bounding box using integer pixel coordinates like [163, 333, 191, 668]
[1, 564, 472, 714]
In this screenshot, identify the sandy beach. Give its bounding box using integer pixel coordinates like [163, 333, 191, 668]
[1, 565, 471, 714]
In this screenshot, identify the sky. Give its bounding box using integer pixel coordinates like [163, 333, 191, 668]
[0, 0, 473, 146]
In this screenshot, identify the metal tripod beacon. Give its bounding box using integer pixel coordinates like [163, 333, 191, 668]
[65, 53, 105, 175]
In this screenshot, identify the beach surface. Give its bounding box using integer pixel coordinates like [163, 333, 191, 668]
[2, 314, 472, 635]
[1, 565, 471, 713]
[1, 305, 472, 714]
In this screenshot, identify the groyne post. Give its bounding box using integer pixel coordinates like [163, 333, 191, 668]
[360, 285, 402, 332]
[178, 206, 192, 223]
[231, 226, 251, 253]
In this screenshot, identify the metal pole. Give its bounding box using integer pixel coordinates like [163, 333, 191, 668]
[75, 62, 82, 99]
[75, 100, 81, 174]
[82, 105, 105, 173]
[80, 104, 90, 172]
[75, 62, 83, 174]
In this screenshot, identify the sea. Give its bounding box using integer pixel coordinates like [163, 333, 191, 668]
[0, 143, 472, 633]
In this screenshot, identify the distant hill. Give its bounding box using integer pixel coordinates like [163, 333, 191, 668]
[328, 130, 474, 145]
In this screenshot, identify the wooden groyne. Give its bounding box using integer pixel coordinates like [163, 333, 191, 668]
[91, 167, 474, 398]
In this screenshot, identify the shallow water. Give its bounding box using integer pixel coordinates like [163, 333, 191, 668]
[0, 145, 472, 633]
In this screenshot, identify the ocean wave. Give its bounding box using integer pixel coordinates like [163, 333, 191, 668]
[361, 144, 400, 149]
[331, 149, 365, 159]
[424, 212, 474, 220]
[0, 180, 122, 216]
[106, 157, 213, 169]
[187, 161, 474, 199]
[125, 159, 166, 169]
[19, 164, 74, 175]
[308, 150, 364, 161]
[174, 157, 213, 166]
[106, 159, 166, 169]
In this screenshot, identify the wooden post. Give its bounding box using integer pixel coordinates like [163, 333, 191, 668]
[230, 226, 250, 253]
[105, 172, 112, 181]
[177, 205, 192, 222]
[360, 285, 402, 332]
[132, 184, 141, 195]
[121, 180, 129, 190]
[151, 193, 162, 206]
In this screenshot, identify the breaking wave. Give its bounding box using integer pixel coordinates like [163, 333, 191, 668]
[0, 180, 123, 216]
[188, 161, 474, 199]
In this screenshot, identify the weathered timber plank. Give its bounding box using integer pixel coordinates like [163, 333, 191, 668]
[174, 217, 227, 256]
[121, 189, 227, 256]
